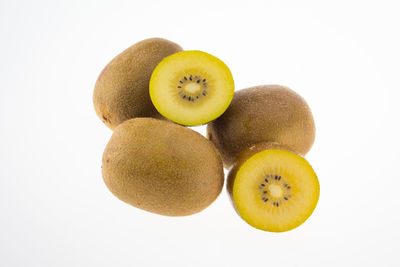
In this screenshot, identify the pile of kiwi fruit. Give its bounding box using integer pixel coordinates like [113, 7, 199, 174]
[94, 37, 319, 232]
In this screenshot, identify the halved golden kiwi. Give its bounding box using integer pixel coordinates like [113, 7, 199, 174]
[228, 147, 319, 232]
[149, 51, 234, 126]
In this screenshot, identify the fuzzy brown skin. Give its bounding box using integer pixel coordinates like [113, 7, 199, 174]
[102, 118, 224, 216]
[207, 85, 315, 168]
[93, 38, 183, 130]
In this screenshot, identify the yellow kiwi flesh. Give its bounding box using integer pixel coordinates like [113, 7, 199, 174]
[228, 147, 319, 232]
[227, 142, 292, 197]
[207, 85, 315, 168]
[93, 38, 183, 130]
[150, 50, 234, 126]
[102, 118, 224, 216]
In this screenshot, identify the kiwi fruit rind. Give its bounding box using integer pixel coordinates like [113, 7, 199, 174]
[227, 143, 319, 232]
[93, 38, 183, 130]
[149, 50, 234, 126]
[207, 85, 315, 168]
[102, 118, 224, 216]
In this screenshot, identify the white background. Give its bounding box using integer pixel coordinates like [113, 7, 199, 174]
[1, 0, 400, 266]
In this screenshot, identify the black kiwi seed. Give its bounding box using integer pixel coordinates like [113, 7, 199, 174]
[189, 75, 192, 80]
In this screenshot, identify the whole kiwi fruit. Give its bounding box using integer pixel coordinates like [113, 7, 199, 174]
[93, 38, 183, 130]
[207, 85, 315, 168]
[102, 118, 224, 216]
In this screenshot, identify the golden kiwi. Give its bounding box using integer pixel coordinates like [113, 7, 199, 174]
[227, 143, 319, 232]
[102, 118, 224, 216]
[207, 85, 315, 168]
[93, 38, 183, 130]
[149, 50, 234, 126]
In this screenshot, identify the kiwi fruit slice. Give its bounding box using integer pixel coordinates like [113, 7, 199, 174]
[93, 38, 183, 130]
[149, 50, 234, 126]
[102, 118, 224, 216]
[227, 143, 319, 232]
[207, 85, 315, 168]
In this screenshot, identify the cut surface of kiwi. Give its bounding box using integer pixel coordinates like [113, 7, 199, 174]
[228, 148, 319, 232]
[149, 50, 234, 126]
